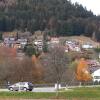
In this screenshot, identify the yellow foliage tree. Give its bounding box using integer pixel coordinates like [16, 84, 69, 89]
[76, 58, 92, 81]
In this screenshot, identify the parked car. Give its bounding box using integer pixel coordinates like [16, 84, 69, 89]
[8, 82, 34, 91]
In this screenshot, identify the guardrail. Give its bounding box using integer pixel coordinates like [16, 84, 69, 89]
[0, 84, 8, 89]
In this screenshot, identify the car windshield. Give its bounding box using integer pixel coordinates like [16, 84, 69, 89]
[28, 82, 33, 86]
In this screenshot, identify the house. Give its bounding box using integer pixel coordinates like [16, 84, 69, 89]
[2, 32, 17, 47]
[13, 43, 21, 49]
[82, 44, 93, 49]
[65, 40, 81, 52]
[14, 39, 27, 49]
[17, 31, 32, 39]
[3, 37, 16, 47]
[48, 37, 60, 48]
[34, 39, 43, 46]
[50, 37, 59, 44]
[34, 39, 43, 51]
[92, 69, 100, 82]
[87, 60, 100, 75]
[3, 32, 17, 39]
[88, 60, 100, 67]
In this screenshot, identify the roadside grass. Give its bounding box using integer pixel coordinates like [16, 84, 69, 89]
[0, 87, 100, 100]
[0, 92, 56, 99]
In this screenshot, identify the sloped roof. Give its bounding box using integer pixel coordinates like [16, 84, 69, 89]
[92, 69, 100, 76]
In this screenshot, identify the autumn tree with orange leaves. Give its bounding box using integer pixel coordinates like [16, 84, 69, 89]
[76, 58, 92, 82]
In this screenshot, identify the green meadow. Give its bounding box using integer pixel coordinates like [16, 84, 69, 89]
[0, 87, 100, 100]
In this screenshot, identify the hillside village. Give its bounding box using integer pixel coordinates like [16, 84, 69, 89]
[0, 31, 100, 84]
[1, 31, 100, 51]
[0, 31, 100, 81]
[0, 0, 100, 99]
[1, 31, 100, 52]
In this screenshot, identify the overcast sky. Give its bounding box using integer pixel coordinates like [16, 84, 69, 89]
[71, 0, 100, 15]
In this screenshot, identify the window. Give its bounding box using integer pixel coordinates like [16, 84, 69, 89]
[20, 82, 25, 85]
[94, 76, 100, 79]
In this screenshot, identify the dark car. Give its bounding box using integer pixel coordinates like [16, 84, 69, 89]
[8, 82, 34, 91]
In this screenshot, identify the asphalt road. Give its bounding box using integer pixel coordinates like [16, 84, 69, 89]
[32, 85, 100, 92]
[32, 87, 56, 92]
[0, 87, 56, 92]
[0, 85, 99, 92]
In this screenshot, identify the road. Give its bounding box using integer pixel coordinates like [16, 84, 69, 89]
[1, 85, 99, 92]
[32, 87, 56, 92]
[0, 87, 56, 92]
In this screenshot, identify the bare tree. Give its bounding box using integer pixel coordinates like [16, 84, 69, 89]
[10, 56, 43, 83]
[0, 47, 17, 83]
[41, 46, 70, 89]
[0, 47, 43, 83]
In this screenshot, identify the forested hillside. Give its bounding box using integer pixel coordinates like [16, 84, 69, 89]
[0, 0, 100, 41]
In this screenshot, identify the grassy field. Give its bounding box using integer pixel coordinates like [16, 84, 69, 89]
[0, 87, 100, 100]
